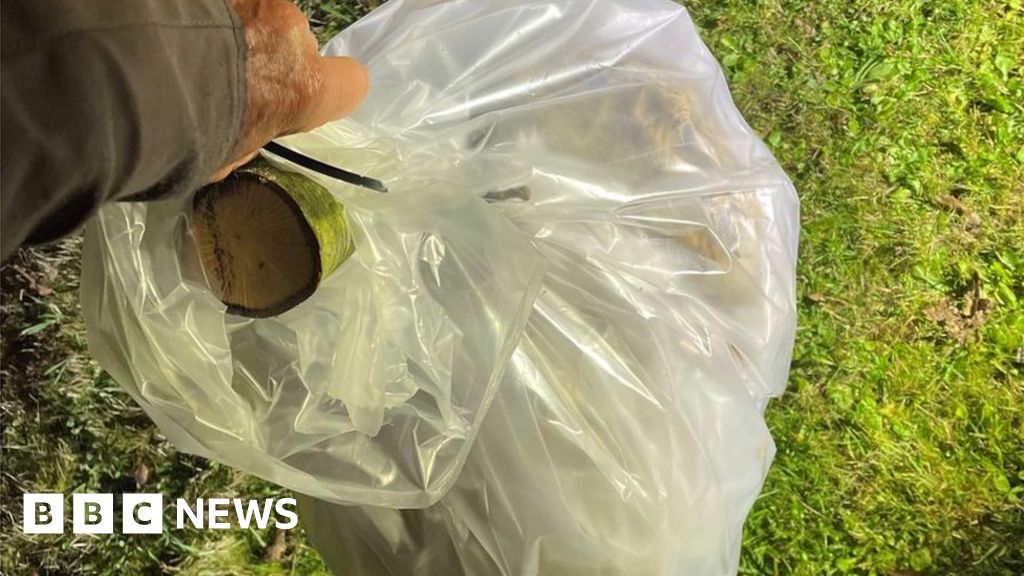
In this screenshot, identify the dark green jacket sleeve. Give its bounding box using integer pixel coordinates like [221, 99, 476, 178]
[1, 0, 247, 260]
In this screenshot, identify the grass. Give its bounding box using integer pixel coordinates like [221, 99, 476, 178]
[1, 0, 1022, 574]
[0, 241, 331, 575]
[685, 1, 1024, 574]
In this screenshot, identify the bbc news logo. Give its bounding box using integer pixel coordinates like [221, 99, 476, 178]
[23, 493, 297, 534]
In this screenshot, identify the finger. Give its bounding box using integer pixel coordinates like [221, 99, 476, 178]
[296, 20, 319, 56]
[209, 149, 260, 183]
[299, 56, 370, 131]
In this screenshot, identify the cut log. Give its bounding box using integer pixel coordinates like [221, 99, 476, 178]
[191, 161, 354, 317]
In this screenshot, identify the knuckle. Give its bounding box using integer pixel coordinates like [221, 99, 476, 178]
[278, 1, 307, 28]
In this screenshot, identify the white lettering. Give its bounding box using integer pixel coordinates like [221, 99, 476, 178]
[72, 494, 113, 534]
[176, 498, 204, 529]
[207, 498, 231, 529]
[275, 498, 298, 529]
[22, 494, 63, 534]
[123, 494, 163, 534]
[23, 493, 297, 533]
[233, 498, 274, 529]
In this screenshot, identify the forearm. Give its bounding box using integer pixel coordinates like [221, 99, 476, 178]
[0, 0, 247, 257]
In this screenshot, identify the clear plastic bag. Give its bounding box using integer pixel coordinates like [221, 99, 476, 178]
[82, 0, 799, 573]
[82, 106, 547, 508]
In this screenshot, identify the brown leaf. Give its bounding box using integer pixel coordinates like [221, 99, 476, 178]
[134, 463, 150, 487]
[937, 193, 966, 213]
[264, 527, 288, 562]
[924, 293, 992, 344]
[10, 264, 54, 297]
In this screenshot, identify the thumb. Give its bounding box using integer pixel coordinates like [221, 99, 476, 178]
[301, 56, 370, 131]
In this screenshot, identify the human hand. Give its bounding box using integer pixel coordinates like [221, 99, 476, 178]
[211, 0, 370, 181]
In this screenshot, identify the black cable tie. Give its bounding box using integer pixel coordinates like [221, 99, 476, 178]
[262, 141, 388, 193]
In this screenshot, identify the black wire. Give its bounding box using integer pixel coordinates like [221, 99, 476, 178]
[261, 141, 388, 193]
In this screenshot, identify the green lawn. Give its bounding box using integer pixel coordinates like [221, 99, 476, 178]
[2, 1, 1022, 574]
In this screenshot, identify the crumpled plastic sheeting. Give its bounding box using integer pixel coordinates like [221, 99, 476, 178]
[82, 88, 547, 508]
[82, 0, 799, 573]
